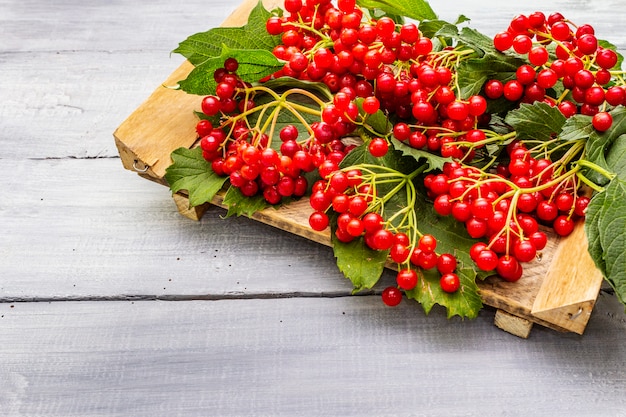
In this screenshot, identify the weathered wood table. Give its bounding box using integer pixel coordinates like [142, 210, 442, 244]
[1, 0, 626, 415]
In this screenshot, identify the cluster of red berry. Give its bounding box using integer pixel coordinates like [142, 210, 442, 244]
[197, 55, 359, 204]
[191, 1, 623, 308]
[490, 11, 621, 131]
[266, 0, 489, 162]
[308, 165, 462, 299]
[425, 141, 590, 281]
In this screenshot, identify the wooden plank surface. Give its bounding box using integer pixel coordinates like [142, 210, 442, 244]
[1, 296, 626, 417]
[2, 0, 626, 415]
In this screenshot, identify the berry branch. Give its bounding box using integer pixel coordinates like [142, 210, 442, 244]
[169, 0, 626, 317]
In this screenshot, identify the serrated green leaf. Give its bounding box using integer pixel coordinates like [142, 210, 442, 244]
[405, 197, 484, 319]
[357, 0, 436, 21]
[586, 178, 626, 306]
[457, 53, 525, 99]
[222, 186, 271, 217]
[366, 7, 405, 24]
[606, 134, 626, 179]
[355, 98, 392, 137]
[418, 19, 450, 39]
[340, 140, 421, 177]
[435, 25, 494, 57]
[164, 147, 228, 208]
[455, 15, 471, 25]
[178, 46, 283, 96]
[390, 137, 450, 172]
[406, 266, 482, 318]
[585, 189, 607, 276]
[172, 1, 280, 66]
[459, 27, 492, 53]
[559, 114, 594, 142]
[332, 143, 419, 292]
[505, 102, 566, 141]
[332, 233, 389, 292]
[335, 141, 483, 317]
[584, 106, 626, 185]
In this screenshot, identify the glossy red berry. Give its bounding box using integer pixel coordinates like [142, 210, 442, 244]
[437, 253, 457, 275]
[382, 286, 403, 306]
[309, 211, 329, 231]
[592, 112, 613, 132]
[396, 269, 418, 290]
[440, 273, 461, 293]
[368, 137, 389, 157]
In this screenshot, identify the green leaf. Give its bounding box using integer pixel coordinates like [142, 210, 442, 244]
[164, 147, 228, 208]
[606, 134, 626, 180]
[356, 0, 437, 21]
[405, 196, 484, 319]
[585, 178, 626, 306]
[457, 53, 525, 99]
[366, 7, 405, 24]
[336, 141, 483, 318]
[332, 143, 420, 291]
[436, 25, 494, 56]
[178, 45, 284, 96]
[355, 98, 392, 137]
[455, 15, 471, 25]
[261, 77, 333, 101]
[585, 189, 607, 277]
[332, 233, 389, 292]
[418, 19, 450, 39]
[390, 137, 450, 172]
[222, 186, 271, 218]
[505, 102, 566, 141]
[339, 139, 421, 174]
[559, 114, 595, 142]
[406, 266, 482, 319]
[584, 106, 626, 185]
[172, 1, 280, 66]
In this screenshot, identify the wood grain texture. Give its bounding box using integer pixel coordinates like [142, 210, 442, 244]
[1, 296, 626, 417]
[0, 158, 363, 300]
[494, 309, 534, 339]
[0, 1, 237, 160]
[532, 223, 604, 333]
[2, 0, 626, 414]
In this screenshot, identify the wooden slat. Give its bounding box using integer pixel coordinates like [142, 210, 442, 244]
[3, 0, 626, 413]
[494, 309, 534, 339]
[532, 223, 604, 334]
[209, 189, 598, 333]
[0, 0, 238, 161]
[1, 295, 626, 416]
[0, 0, 238, 53]
[0, 158, 359, 301]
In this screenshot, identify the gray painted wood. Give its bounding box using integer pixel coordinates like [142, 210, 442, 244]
[0, 158, 362, 300]
[1, 295, 626, 417]
[2, 0, 626, 415]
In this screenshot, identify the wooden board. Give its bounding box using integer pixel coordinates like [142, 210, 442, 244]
[3, 295, 626, 416]
[113, 0, 605, 336]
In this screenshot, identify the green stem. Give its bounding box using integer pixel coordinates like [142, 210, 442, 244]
[576, 172, 606, 192]
[282, 88, 329, 108]
[576, 159, 616, 181]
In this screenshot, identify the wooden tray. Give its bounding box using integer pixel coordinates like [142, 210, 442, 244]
[113, 0, 604, 338]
